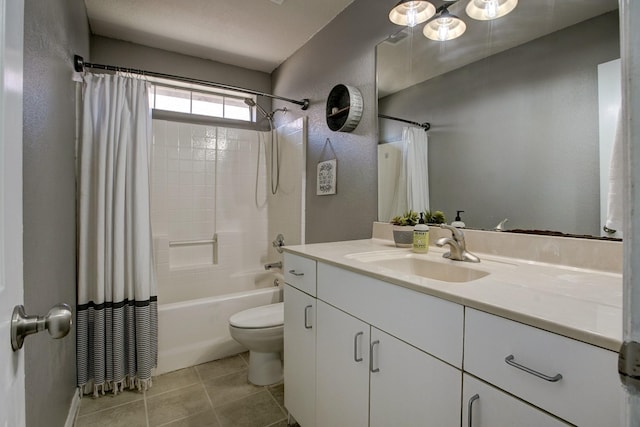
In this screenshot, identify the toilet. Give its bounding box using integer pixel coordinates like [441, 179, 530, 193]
[228, 302, 284, 386]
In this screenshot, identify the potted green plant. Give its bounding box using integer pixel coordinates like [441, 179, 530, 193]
[424, 210, 447, 225]
[390, 210, 420, 247]
[390, 210, 447, 248]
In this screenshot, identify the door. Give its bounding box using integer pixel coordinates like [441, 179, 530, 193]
[0, 0, 25, 425]
[316, 300, 370, 427]
[283, 284, 316, 427]
[369, 328, 461, 427]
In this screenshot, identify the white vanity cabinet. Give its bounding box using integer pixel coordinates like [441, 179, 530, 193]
[316, 263, 464, 367]
[462, 374, 570, 427]
[283, 249, 623, 427]
[315, 262, 463, 427]
[464, 308, 623, 427]
[315, 300, 462, 427]
[283, 253, 317, 427]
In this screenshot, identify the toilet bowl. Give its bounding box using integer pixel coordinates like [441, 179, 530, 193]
[228, 302, 284, 386]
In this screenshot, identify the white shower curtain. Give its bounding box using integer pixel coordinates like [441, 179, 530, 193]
[606, 108, 623, 236]
[404, 126, 430, 213]
[379, 126, 430, 220]
[76, 74, 157, 396]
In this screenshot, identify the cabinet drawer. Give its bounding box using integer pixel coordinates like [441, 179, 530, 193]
[462, 374, 570, 427]
[464, 308, 623, 427]
[317, 262, 463, 367]
[284, 252, 317, 296]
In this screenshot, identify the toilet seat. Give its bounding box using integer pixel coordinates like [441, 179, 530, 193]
[229, 302, 283, 329]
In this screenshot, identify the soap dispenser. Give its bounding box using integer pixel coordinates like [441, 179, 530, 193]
[451, 210, 466, 228]
[413, 213, 429, 253]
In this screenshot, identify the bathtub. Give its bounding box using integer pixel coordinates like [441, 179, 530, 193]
[156, 272, 283, 375]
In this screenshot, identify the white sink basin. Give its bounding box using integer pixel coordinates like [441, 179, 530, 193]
[345, 251, 491, 283]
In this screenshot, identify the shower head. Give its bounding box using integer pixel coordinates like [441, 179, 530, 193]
[244, 98, 269, 119]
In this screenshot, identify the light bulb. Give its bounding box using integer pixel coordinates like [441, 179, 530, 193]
[423, 11, 466, 41]
[407, 8, 418, 27]
[437, 18, 452, 41]
[389, 0, 436, 27]
[466, 0, 518, 21]
[483, 0, 499, 19]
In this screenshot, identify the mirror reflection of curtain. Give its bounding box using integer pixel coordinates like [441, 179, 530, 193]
[605, 109, 623, 236]
[378, 140, 406, 221]
[377, 126, 429, 221]
[404, 126, 430, 214]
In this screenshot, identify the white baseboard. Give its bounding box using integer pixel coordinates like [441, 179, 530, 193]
[64, 388, 81, 427]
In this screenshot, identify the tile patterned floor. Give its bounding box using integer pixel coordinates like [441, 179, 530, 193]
[74, 353, 288, 427]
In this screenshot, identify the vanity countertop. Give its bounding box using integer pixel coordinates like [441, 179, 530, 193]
[282, 238, 623, 352]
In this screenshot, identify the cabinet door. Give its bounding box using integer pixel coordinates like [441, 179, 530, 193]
[462, 374, 570, 427]
[316, 301, 370, 427]
[284, 285, 316, 427]
[369, 328, 461, 427]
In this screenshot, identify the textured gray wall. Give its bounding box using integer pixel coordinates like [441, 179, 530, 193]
[23, 0, 89, 425]
[272, 0, 398, 243]
[379, 12, 619, 235]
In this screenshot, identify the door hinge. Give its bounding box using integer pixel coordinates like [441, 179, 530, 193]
[619, 341, 640, 392]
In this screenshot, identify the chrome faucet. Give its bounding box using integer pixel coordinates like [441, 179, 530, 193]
[264, 261, 283, 270]
[495, 218, 509, 231]
[435, 224, 480, 263]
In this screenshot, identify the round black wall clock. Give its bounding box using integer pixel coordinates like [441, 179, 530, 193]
[326, 84, 363, 132]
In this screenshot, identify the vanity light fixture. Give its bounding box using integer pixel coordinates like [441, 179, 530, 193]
[423, 7, 467, 41]
[389, 0, 436, 28]
[389, 0, 517, 41]
[465, 0, 518, 20]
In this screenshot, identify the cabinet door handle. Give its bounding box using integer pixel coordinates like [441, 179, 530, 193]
[505, 354, 563, 382]
[467, 394, 479, 427]
[304, 305, 313, 329]
[354, 332, 364, 362]
[370, 340, 380, 373]
[289, 270, 304, 276]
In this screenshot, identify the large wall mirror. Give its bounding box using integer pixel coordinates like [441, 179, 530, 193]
[377, 0, 620, 238]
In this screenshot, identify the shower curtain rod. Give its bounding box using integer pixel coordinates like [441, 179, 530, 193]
[73, 55, 310, 110]
[378, 114, 430, 131]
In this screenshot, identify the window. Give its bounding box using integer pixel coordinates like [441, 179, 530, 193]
[148, 81, 254, 122]
[155, 86, 190, 113]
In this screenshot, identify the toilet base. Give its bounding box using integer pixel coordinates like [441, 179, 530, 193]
[248, 350, 283, 386]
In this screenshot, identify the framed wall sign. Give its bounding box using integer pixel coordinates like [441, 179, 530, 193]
[317, 159, 337, 195]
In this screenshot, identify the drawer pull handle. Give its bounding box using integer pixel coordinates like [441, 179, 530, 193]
[467, 394, 479, 427]
[354, 332, 364, 362]
[370, 340, 380, 373]
[304, 305, 313, 329]
[289, 270, 304, 277]
[505, 354, 563, 382]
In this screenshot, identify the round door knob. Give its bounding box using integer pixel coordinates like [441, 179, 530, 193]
[45, 304, 73, 339]
[11, 303, 73, 351]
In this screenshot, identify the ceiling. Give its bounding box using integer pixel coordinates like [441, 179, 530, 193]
[84, 0, 356, 73]
[377, 0, 619, 97]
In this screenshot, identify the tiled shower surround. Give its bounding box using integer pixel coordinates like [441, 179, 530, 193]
[150, 118, 306, 304]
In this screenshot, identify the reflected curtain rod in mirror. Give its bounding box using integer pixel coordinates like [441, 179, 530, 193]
[378, 114, 430, 131]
